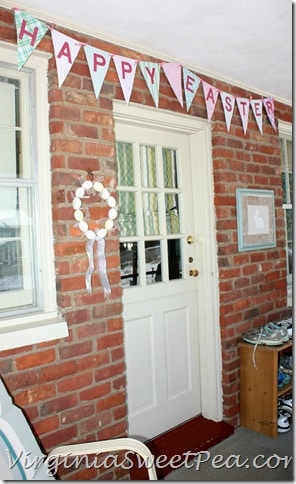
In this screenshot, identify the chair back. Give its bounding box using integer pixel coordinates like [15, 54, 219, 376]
[0, 378, 53, 480]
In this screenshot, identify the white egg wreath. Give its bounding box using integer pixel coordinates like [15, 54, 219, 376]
[72, 179, 118, 239]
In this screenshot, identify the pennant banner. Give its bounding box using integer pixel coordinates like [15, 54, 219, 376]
[51, 29, 81, 87]
[14, 9, 48, 70]
[263, 97, 277, 132]
[183, 67, 200, 111]
[140, 61, 160, 107]
[12, 8, 278, 135]
[113, 55, 138, 104]
[162, 62, 183, 107]
[84, 45, 111, 99]
[202, 81, 219, 122]
[220, 92, 235, 132]
[251, 98, 263, 134]
[236, 97, 250, 135]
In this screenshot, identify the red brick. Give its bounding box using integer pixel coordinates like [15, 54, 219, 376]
[15, 349, 56, 370]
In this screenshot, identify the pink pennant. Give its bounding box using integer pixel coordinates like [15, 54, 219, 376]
[202, 81, 219, 122]
[236, 97, 250, 135]
[113, 55, 138, 105]
[51, 29, 81, 87]
[263, 97, 277, 132]
[250, 99, 263, 134]
[162, 63, 183, 107]
[220, 92, 235, 132]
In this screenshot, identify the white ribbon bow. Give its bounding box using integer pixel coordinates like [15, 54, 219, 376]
[85, 236, 111, 298]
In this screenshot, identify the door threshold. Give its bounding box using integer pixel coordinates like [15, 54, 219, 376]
[130, 415, 234, 480]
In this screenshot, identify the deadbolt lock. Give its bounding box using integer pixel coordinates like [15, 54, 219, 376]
[187, 235, 194, 244]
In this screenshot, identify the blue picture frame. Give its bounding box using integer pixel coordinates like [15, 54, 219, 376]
[236, 188, 276, 252]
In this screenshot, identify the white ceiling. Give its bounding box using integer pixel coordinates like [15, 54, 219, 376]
[2, 0, 293, 104]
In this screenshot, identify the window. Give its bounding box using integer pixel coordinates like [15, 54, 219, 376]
[0, 43, 67, 350]
[116, 139, 183, 288]
[279, 122, 292, 307]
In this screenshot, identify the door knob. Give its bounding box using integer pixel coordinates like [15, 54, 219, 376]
[189, 269, 199, 277]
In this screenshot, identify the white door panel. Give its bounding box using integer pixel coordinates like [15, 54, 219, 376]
[124, 289, 200, 439]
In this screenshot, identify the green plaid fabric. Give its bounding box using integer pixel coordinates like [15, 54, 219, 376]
[14, 10, 48, 70]
[117, 142, 134, 186]
[140, 145, 157, 188]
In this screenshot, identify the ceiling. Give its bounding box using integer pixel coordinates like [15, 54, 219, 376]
[2, 0, 293, 104]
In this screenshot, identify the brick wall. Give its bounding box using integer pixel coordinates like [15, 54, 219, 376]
[0, 6, 292, 479]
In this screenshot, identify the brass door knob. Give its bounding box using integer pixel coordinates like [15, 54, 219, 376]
[189, 269, 199, 277]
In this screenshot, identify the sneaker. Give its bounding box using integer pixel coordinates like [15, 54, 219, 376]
[242, 327, 283, 346]
[279, 394, 292, 414]
[276, 318, 292, 339]
[278, 410, 291, 433]
[279, 355, 293, 375]
[265, 322, 289, 342]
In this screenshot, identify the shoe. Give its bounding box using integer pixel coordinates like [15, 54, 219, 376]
[279, 394, 292, 414]
[279, 355, 293, 375]
[265, 322, 289, 342]
[276, 318, 292, 339]
[278, 372, 291, 387]
[278, 410, 291, 433]
[242, 327, 283, 346]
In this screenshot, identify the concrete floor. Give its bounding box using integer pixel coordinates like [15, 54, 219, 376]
[165, 425, 293, 481]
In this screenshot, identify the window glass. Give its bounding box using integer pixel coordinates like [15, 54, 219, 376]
[0, 70, 38, 315]
[117, 140, 183, 288]
[117, 142, 134, 186]
[143, 192, 159, 235]
[120, 242, 138, 287]
[118, 191, 137, 237]
[140, 145, 157, 188]
[280, 133, 292, 287]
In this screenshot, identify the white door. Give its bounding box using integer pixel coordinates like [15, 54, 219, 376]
[114, 102, 222, 440]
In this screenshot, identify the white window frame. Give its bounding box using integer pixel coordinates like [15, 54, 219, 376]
[0, 42, 68, 350]
[278, 121, 292, 308]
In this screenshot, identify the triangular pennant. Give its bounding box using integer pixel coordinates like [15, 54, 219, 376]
[51, 29, 81, 87]
[84, 45, 111, 99]
[14, 9, 48, 70]
[263, 97, 277, 132]
[113, 55, 138, 104]
[220, 92, 235, 132]
[183, 67, 200, 111]
[202, 81, 219, 121]
[236, 97, 250, 135]
[250, 99, 263, 134]
[162, 62, 183, 107]
[140, 62, 160, 107]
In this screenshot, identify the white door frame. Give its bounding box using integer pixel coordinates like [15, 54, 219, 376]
[113, 100, 223, 422]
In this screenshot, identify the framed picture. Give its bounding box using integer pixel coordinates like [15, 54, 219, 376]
[236, 188, 276, 251]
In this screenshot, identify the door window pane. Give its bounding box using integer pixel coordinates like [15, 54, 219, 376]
[168, 239, 182, 280]
[117, 142, 134, 186]
[145, 240, 161, 284]
[165, 194, 180, 234]
[143, 192, 159, 235]
[140, 145, 157, 188]
[163, 148, 178, 188]
[120, 242, 138, 287]
[118, 191, 137, 237]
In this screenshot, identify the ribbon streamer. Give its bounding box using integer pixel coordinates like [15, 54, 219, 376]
[85, 236, 111, 298]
